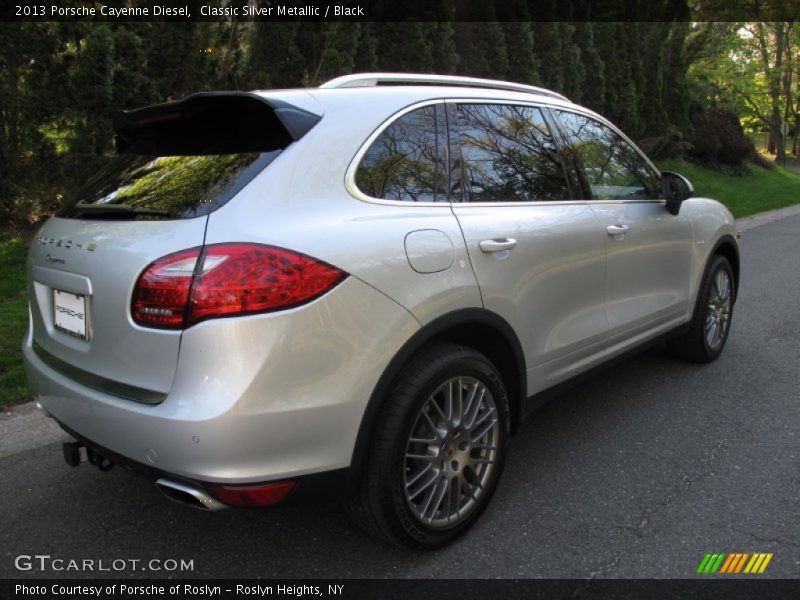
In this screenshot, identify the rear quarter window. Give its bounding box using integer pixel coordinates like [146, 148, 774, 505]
[355, 105, 447, 202]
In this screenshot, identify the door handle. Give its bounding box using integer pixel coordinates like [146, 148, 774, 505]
[606, 224, 630, 236]
[479, 238, 517, 253]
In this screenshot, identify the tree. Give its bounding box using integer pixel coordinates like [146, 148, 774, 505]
[691, 21, 799, 160]
[354, 23, 378, 72]
[69, 25, 115, 160]
[496, 0, 537, 84]
[531, 20, 564, 92]
[310, 23, 361, 85]
[246, 23, 303, 88]
[574, 22, 605, 112]
[454, 19, 509, 79]
[375, 23, 434, 72]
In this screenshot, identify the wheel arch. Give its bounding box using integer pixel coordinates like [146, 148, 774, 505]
[347, 308, 526, 485]
[710, 234, 740, 300]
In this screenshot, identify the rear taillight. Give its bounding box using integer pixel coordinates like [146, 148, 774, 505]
[132, 243, 346, 329]
[132, 248, 199, 328]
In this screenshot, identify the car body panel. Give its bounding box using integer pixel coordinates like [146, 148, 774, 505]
[679, 197, 738, 311]
[26, 276, 419, 483]
[27, 216, 207, 394]
[589, 200, 694, 348]
[202, 92, 482, 326]
[451, 203, 609, 386]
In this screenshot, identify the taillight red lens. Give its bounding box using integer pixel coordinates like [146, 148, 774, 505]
[132, 244, 346, 329]
[132, 248, 200, 328]
[207, 481, 296, 507]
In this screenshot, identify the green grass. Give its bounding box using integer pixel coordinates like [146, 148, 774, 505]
[657, 159, 800, 218]
[0, 232, 30, 406]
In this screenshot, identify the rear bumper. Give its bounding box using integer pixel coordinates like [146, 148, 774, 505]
[23, 276, 419, 486]
[57, 420, 350, 507]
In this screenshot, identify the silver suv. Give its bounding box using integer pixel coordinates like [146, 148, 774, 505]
[24, 73, 739, 548]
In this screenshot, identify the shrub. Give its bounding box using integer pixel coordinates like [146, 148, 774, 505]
[688, 107, 756, 167]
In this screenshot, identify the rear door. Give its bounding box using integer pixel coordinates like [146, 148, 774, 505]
[449, 102, 609, 394]
[27, 93, 320, 399]
[553, 109, 693, 350]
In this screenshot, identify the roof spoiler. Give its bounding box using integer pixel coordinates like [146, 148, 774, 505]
[114, 92, 322, 155]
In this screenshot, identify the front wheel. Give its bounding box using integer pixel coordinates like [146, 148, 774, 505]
[667, 254, 735, 363]
[345, 342, 511, 548]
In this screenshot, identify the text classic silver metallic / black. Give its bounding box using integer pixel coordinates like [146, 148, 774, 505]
[23, 73, 739, 548]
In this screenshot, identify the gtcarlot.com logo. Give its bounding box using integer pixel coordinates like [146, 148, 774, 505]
[14, 554, 194, 572]
[696, 552, 773, 574]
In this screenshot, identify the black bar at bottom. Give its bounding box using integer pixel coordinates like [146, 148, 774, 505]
[3, 579, 800, 600]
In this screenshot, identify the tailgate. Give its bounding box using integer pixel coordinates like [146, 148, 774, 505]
[28, 217, 206, 399]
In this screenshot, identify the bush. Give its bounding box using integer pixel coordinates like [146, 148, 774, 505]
[637, 126, 691, 160]
[688, 107, 756, 167]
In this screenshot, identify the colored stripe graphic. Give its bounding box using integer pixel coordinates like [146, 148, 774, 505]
[721, 553, 737, 574]
[734, 553, 749, 573]
[701, 552, 774, 574]
[696, 554, 712, 574]
[710, 554, 725, 573]
[708, 552, 773, 575]
[758, 553, 773, 573]
[719, 553, 736, 573]
[697, 553, 726, 574]
[744, 554, 759, 573]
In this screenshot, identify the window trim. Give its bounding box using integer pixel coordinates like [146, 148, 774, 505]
[346, 97, 665, 209]
[345, 99, 449, 207]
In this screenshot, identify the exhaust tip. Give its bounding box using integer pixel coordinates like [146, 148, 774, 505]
[156, 479, 227, 511]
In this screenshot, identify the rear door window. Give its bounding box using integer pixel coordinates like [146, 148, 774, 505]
[453, 104, 571, 202]
[355, 105, 447, 202]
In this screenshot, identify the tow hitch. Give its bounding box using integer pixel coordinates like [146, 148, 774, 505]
[62, 441, 114, 471]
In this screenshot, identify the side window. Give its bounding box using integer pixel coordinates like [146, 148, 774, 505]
[454, 104, 571, 202]
[355, 105, 446, 202]
[557, 111, 661, 200]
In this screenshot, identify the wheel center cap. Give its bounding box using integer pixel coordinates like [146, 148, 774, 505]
[442, 443, 455, 458]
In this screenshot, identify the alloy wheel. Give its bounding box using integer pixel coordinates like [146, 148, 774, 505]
[403, 376, 500, 528]
[705, 268, 732, 351]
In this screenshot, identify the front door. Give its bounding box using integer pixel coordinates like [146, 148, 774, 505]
[553, 109, 694, 352]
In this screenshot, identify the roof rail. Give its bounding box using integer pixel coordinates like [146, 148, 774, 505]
[319, 73, 569, 102]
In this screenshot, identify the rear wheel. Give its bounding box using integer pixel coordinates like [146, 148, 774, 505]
[346, 342, 510, 548]
[667, 254, 735, 363]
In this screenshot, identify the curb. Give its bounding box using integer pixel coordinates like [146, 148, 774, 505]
[736, 204, 800, 233]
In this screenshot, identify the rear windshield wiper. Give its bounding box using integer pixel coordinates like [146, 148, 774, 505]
[72, 203, 172, 219]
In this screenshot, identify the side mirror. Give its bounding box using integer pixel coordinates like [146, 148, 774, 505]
[661, 171, 694, 215]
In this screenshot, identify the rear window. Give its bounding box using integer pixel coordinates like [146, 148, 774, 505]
[57, 151, 278, 220]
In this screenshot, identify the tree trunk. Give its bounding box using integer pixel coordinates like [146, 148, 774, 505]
[782, 23, 795, 157]
[772, 23, 786, 162]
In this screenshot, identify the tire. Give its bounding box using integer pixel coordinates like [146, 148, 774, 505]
[667, 254, 735, 363]
[345, 342, 511, 549]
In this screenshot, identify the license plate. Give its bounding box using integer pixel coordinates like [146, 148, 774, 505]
[53, 290, 88, 340]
